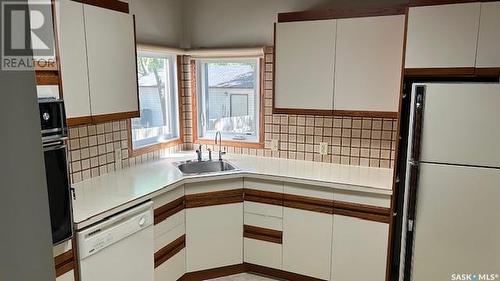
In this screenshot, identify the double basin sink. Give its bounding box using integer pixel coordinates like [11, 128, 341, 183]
[175, 160, 238, 175]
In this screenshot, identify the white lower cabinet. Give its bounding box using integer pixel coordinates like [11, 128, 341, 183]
[283, 207, 333, 280]
[331, 215, 389, 281]
[186, 203, 243, 272]
[244, 238, 282, 269]
[155, 249, 185, 281]
[56, 270, 75, 281]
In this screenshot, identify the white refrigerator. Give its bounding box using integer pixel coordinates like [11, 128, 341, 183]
[400, 83, 500, 281]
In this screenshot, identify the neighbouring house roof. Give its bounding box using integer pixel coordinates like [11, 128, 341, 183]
[208, 64, 255, 89]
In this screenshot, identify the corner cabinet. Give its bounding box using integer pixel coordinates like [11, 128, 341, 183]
[57, 0, 138, 125]
[274, 20, 337, 112]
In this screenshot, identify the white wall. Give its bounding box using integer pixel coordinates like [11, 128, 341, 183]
[182, 0, 406, 48]
[129, 0, 183, 47]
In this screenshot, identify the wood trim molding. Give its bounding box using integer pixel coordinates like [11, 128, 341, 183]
[332, 110, 398, 118]
[54, 249, 75, 278]
[408, 0, 498, 7]
[273, 108, 334, 116]
[244, 189, 283, 206]
[245, 263, 326, 281]
[90, 110, 140, 124]
[154, 196, 185, 225]
[77, 0, 129, 13]
[333, 201, 391, 224]
[185, 189, 244, 208]
[244, 225, 283, 244]
[154, 235, 186, 268]
[180, 264, 247, 281]
[474, 68, 500, 77]
[277, 4, 407, 22]
[177, 55, 186, 144]
[283, 193, 334, 214]
[404, 67, 476, 77]
[190, 60, 199, 142]
[67, 116, 93, 127]
[35, 70, 59, 85]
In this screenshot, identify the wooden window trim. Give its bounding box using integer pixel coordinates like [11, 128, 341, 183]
[191, 58, 265, 149]
[127, 55, 185, 158]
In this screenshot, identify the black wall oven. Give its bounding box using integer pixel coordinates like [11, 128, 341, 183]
[38, 98, 73, 245]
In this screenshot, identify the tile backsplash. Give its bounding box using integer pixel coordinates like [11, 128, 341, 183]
[67, 46, 397, 184]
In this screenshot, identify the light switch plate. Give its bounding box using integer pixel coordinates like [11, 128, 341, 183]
[270, 139, 279, 151]
[319, 142, 328, 155]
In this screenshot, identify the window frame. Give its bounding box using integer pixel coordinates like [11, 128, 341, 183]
[193, 57, 264, 148]
[128, 52, 183, 157]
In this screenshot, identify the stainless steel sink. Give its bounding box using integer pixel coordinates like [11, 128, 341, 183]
[175, 160, 238, 175]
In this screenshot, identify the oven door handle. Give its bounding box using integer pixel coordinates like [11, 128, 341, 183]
[43, 143, 67, 151]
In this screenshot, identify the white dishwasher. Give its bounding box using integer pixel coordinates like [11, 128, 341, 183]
[77, 201, 154, 281]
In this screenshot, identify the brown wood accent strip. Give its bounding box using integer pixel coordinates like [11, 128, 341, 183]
[332, 110, 398, 118]
[244, 189, 283, 206]
[154, 235, 186, 268]
[185, 189, 244, 208]
[77, 0, 129, 13]
[245, 263, 326, 281]
[194, 139, 264, 149]
[408, 0, 498, 7]
[283, 193, 333, 214]
[244, 225, 283, 244]
[404, 67, 476, 77]
[67, 116, 93, 127]
[273, 108, 334, 116]
[333, 201, 391, 224]
[35, 70, 59, 85]
[154, 196, 185, 225]
[180, 264, 247, 281]
[278, 4, 407, 22]
[91, 110, 140, 123]
[474, 68, 500, 77]
[54, 249, 74, 278]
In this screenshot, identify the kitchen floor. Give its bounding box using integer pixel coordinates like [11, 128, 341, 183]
[208, 273, 277, 280]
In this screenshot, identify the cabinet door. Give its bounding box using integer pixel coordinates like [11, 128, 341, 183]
[476, 2, 500, 67]
[56, 270, 75, 281]
[275, 20, 336, 111]
[405, 3, 481, 68]
[331, 215, 389, 281]
[186, 203, 243, 272]
[57, 0, 91, 119]
[83, 4, 138, 116]
[334, 15, 404, 112]
[283, 208, 333, 280]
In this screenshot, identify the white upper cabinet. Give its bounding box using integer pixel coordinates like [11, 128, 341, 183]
[405, 3, 481, 68]
[275, 20, 336, 111]
[84, 4, 138, 116]
[57, 0, 91, 119]
[476, 1, 500, 67]
[334, 15, 405, 112]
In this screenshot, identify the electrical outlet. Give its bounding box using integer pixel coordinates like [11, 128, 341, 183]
[319, 142, 328, 155]
[270, 139, 279, 151]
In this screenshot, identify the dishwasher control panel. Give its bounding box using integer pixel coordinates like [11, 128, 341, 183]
[77, 202, 153, 260]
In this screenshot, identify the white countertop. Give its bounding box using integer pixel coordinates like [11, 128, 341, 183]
[72, 152, 394, 229]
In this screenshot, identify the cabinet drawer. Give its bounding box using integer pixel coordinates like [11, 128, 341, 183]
[185, 178, 243, 194]
[244, 212, 282, 231]
[155, 249, 185, 281]
[284, 183, 333, 200]
[244, 238, 282, 270]
[155, 216, 185, 253]
[244, 178, 283, 193]
[244, 201, 282, 218]
[154, 210, 184, 238]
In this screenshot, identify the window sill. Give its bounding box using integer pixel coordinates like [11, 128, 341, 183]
[129, 137, 183, 158]
[194, 138, 264, 149]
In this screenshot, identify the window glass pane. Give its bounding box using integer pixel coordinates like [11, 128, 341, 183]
[199, 59, 259, 142]
[132, 54, 179, 149]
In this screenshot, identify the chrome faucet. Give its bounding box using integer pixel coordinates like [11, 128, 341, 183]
[215, 131, 226, 161]
[195, 144, 203, 161]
